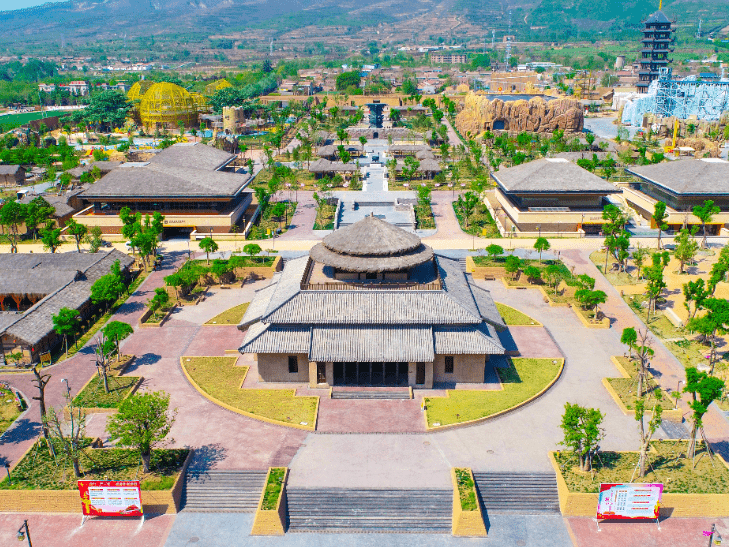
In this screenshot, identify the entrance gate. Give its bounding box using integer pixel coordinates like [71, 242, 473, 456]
[332, 362, 408, 386]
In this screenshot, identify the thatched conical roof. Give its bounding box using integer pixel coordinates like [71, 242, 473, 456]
[309, 215, 434, 273]
[323, 215, 421, 256]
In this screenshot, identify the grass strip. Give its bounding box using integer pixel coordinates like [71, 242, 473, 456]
[424, 358, 561, 427]
[495, 302, 540, 326]
[182, 356, 318, 427]
[72, 375, 139, 409]
[204, 302, 250, 325]
[455, 468, 478, 511]
[261, 467, 286, 510]
[0, 437, 188, 491]
[555, 441, 729, 494]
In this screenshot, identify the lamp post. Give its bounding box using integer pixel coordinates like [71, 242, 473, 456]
[61, 378, 70, 400]
[17, 520, 31, 547]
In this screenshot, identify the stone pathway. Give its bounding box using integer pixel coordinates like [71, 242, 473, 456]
[560, 249, 729, 457]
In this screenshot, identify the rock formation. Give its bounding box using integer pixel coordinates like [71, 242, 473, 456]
[455, 93, 584, 136]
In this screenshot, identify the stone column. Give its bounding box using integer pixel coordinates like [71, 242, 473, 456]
[424, 361, 434, 389]
[408, 362, 416, 387]
[325, 362, 334, 387]
[308, 361, 318, 389]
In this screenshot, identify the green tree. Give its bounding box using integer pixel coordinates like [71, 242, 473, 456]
[87, 225, 103, 253]
[456, 191, 479, 228]
[52, 307, 81, 354]
[632, 244, 649, 280]
[243, 243, 263, 264]
[148, 287, 170, 315]
[106, 391, 177, 472]
[485, 244, 504, 259]
[683, 367, 725, 461]
[533, 237, 550, 264]
[688, 298, 729, 373]
[544, 264, 564, 295]
[644, 252, 668, 319]
[0, 200, 25, 253]
[69, 90, 131, 131]
[102, 321, 133, 362]
[504, 255, 521, 280]
[90, 260, 125, 311]
[402, 155, 420, 183]
[560, 402, 605, 472]
[693, 200, 721, 249]
[336, 71, 361, 91]
[683, 278, 709, 321]
[24, 197, 55, 240]
[635, 400, 662, 478]
[652, 201, 669, 250]
[673, 228, 699, 274]
[524, 265, 542, 284]
[632, 328, 654, 398]
[40, 224, 62, 253]
[575, 289, 607, 318]
[65, 218, 88, 253]
[621, 327, 637, 359]
[199, 236, 218, 264]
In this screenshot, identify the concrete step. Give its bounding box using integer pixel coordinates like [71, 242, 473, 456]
[182, 470, 267, 512]
[473, 472, 560, 514]
[331, 389, 410, 400]
[287, 488, 452, 533]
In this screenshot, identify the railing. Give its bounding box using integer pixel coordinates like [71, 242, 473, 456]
[301, 280, 442, 291]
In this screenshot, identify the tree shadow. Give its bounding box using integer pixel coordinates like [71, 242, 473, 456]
[0, 418, 41, 445]
[123, 353, 161, 373]
[187, 443, 228, 474]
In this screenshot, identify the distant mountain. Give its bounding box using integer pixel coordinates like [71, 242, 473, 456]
[0, 0, 727, 49]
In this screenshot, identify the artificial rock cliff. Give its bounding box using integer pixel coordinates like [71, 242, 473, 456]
[455, 93, 584, 136]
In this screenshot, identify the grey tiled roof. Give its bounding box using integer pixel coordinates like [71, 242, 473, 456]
[240, 323, 310, 354]
[492, 158, 619, 194]
[645, 10, 671, 24]
[80, 161, 251, 199]
[468, 279, 507, 331]
[1, 250, 134, 346]
[149, 143, 235, 171]
[433, 324, 505, 355]
[0, 165, 23, 175]
[626, 159, 729, 196]
[309, 325, 434, 362]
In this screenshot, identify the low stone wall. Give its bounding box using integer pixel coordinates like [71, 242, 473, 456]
[451, 468, 487, 537]
[0, 449, 193, 514]
[549, 450, 729, 517]
[251, 467, 288, 535]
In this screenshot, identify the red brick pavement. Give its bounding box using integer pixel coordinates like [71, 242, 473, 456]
[568, 517, 729, 547]
[316, 398, 427, 433]
[0, 512, 173, 547]
[560, 249, 729, 450]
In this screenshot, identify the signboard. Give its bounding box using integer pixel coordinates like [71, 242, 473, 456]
[39, 352, 52, 365]
[596, 483, 663, 520]
[78, 480, 143, 517]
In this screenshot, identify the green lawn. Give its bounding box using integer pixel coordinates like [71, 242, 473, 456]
[72, 375, 140, 409]
[0, 386, 21, 435]
[313, 203, 336, 230]
[455, 468, 478, 511]
[261, 467, 286, 510]
[204, 302, 250, 325]
[182, 356, 318, 428]
[424, 358, 562, 427]
[555, 441, 729, 494]
[0, 438, 188, 490]
[0, 110, 52, 131]
[495, 302, 540, 326]
[589, 251, 642, 286]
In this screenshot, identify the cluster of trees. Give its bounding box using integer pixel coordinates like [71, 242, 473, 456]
[208, 74, 278, 113]
[62, 90, 131, 132]
[119, 208, 164, 269]
[0, 196, 67, 253]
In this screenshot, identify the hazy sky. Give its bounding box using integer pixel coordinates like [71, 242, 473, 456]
[0, 0, 64, 11]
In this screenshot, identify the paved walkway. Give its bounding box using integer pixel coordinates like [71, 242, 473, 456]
[560, 249, 729, 456]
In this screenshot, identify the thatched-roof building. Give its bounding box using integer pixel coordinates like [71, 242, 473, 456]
[308, 158, 358, 179]
[0, 250, 133, 364]
[239, 216, 505, 388]
[0, 165, 26, 187]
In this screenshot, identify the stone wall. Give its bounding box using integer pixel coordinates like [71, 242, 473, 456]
[455, 93, 584, 136]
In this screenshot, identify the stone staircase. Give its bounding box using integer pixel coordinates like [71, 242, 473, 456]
[331, 388, 411, 400]
[182, 469, 267, 512]
[286, 487, 452, 533]
[473, 472, 560, 514]
[459, 257, 468, 271]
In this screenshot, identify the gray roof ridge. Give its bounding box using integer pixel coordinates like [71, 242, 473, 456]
[262, 256, 309, 318]
[435, 255, 483, 322]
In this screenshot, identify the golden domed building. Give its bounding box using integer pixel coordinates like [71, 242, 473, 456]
[204, 79, 232, 96]
[127, 80, 154, 103]
[190, 92, 208, 112]
[138, 82, 199, 129]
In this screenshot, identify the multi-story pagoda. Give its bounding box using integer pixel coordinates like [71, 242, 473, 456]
[637, 6, 675, 93]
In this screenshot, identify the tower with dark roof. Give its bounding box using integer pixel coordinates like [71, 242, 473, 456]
[637, 7, 675, 93]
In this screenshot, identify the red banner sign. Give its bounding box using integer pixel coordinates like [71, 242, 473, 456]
[78, 480, 143, 517]
[596, 483, 663, 520]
